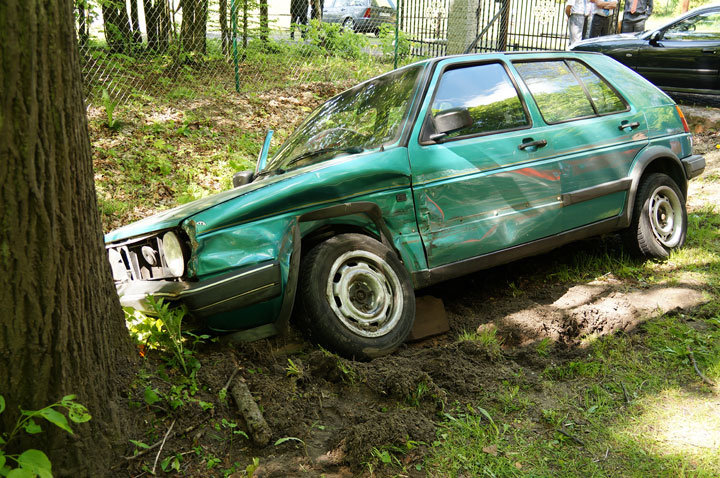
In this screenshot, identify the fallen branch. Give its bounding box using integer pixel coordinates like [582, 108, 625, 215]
[557, 427, 586, 447]
[152, 419, 175, 474]
[230, 378, 272, 446]
[687, 346, 716, 387]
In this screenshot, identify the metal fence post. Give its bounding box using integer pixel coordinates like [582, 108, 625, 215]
[231, 0, 240, 92]
[394, 0, 401, 69]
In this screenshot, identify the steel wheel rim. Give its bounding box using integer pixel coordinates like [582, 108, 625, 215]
[648, 185, 683, 247]
[326, 250, 403, 338]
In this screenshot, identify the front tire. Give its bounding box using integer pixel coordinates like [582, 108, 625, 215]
[297, 233, 415, 360]
[623, 172, 687, 258]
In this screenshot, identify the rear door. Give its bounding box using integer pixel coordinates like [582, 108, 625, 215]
[408, 60, 563, 268]
[512, 59, 648, 231]
[635, 8, 720, 91]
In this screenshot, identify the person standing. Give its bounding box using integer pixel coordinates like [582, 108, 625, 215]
[565, 0, 592, 47]
[621, 0, 653, 33]
[290, 0, 308, 39]
[589, 0, 618, 37]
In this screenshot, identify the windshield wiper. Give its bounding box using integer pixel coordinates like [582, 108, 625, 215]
[285, 145, 364, 167]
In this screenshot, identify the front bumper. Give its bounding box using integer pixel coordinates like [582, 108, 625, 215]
[117, 260, 282, 318]
[682, 154, 706, 180]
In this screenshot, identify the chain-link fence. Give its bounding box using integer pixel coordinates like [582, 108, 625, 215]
[77, 0, 621, 106]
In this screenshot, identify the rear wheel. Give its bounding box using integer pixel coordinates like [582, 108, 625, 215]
[342, 17, 355, 32]
[623, 172, 687, 258]
[297, 233, 415, 360]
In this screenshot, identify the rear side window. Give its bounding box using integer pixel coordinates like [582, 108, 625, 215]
[514, 60, 626, 124]
[430, 62, 530, 139]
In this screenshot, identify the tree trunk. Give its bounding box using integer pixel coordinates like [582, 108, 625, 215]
[102, 0, 134, 52]
[180, 0, 208, 54]
[260, 0, 269, 42]
[220, 0, 229, 56]
[0, 0, 135, 475]
[77, 0, 89, 48]
[130, 0, 143, 44]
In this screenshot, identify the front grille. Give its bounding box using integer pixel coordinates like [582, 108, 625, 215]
[107, 234, 178, 282]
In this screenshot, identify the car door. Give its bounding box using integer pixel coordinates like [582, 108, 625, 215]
[512, 59, 648, 231]
[635, 8, 720, 91]
[408, 60, 563, 269]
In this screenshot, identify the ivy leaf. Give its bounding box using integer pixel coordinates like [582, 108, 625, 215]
[274, 437, 304, 446]
[0, 453, 6, 469]
[68, 404, 91, 424]
[17, 449, 52, 478]
[23, 418, 42, 434]
[39, 408, 73, 434]
[0, 395, 5, 414]
[6, 468, 35, 478]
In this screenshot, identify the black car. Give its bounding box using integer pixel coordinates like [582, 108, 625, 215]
[571, 4, 720, 95]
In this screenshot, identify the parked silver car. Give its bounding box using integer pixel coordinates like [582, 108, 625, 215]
[322, 0, 396, 34]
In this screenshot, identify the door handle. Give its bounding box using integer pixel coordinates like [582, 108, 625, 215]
[618, 121, 640, 131]
[702, 47, 716, 53]
[518, 139, 547, 151]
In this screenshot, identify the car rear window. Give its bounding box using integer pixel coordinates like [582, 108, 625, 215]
[513, 60, 626, 124]
[429, 62, 529, 139]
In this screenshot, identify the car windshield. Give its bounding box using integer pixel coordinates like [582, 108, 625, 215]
[264, 64, 423, 174]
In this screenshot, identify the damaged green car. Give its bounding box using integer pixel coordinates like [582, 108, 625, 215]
[106, 52, 704, 359]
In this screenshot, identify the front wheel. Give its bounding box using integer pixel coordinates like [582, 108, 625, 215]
[296, 233, 415, 360]
[623, 172, 687, 258]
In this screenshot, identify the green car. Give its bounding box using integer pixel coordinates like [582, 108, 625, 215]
[106, 52, 705, 360]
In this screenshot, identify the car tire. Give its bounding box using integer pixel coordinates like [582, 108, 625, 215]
[342, 17, 355, 32]
[296, 233, 415, 360]
[623, 172, 687, 258]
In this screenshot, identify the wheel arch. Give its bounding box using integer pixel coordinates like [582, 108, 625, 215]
[620, 146, 688, 228]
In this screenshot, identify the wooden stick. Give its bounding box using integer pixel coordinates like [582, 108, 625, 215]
[230, 378, 272, 446]
[125, 421, 205, 461]
[222, 366, 242, 394]
[688, 346, 716, 387]
[152, 419, 175, 474]
[557, 428, 586, 447]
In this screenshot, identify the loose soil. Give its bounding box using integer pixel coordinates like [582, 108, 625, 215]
[112, 104, 720, 477]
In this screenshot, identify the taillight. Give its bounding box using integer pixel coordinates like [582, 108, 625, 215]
[363, 7, 371, 17]
[676, 105, 690, 133]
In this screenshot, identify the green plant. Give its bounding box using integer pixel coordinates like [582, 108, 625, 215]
[125, 297, 203, 376]
[0, 394, 91, 477]
[101, 89, 120, 130]
[304, 19, 369, 59]
[535, 337, 553, 357]
[378, 24, 411, 62]
[285, 358, 303, 378]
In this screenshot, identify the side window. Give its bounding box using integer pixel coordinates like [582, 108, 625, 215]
[514, 60, 626, 123]
[566, 61, 625, 114]
[664, 11, 720, 40]
[514, 61, 594, 123]
[430, 62, 529, 139]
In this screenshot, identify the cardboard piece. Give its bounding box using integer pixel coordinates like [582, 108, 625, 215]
[407, 295, 450, 342]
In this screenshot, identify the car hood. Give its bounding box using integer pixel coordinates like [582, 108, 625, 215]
[104, 173, 287, 243]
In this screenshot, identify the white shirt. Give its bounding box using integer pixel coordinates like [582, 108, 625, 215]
[566, 0, 592, 16]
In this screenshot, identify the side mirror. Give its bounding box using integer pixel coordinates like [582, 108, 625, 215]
[649, 30, 662, 43]
[232, 170, 254, 188]
[428, 108, 473, 142]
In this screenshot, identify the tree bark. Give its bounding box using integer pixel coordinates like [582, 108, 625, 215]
[180, 0, 208, 54]
[220, 0, 229, 56]
[260, 0, 269, 42]
[102, 0, 134, 52]
[0, 0, 135, 475]
[77, 0, 89, 48]
[130, 0, 143, 44]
